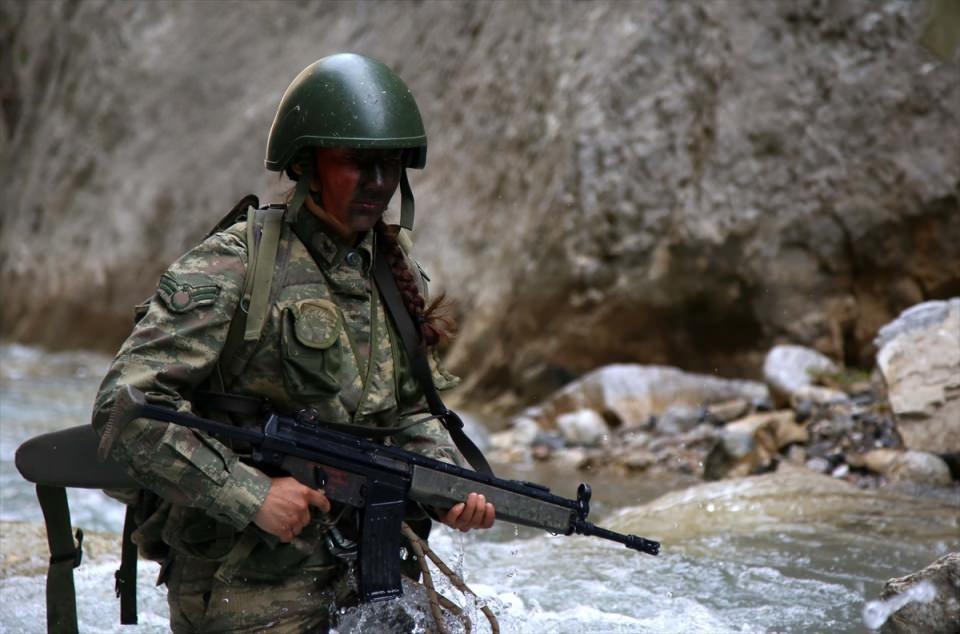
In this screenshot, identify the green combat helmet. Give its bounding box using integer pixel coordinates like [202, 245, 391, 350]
[265, 53, 427, 229]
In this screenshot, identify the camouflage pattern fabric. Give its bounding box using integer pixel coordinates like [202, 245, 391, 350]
[91, 206, 463, 629]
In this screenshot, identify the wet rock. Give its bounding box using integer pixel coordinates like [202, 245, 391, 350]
[703, 411, 808, 480]
[875, 299, 960, 453]
[607, 465, 960, 545]
[704, 398, 751, 424]
[553, 447, 591, 470]
[877, 552, 960, 634]
[655, 404, 705, 435]
[790, 384, 851, 409]
[510, 416, 541, 446]
[853, 449, 954, 487]
[530, 364, 769, 430]
[555, 408, 609, 447]
[763, 345, 840, 406]
[619, 448, 658, 471]
[805, 456, 832, 474]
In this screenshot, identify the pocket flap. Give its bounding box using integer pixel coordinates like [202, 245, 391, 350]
[291, 299, 341, 350]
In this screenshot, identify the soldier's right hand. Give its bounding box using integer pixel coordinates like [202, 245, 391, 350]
[253, 476, 331, 543]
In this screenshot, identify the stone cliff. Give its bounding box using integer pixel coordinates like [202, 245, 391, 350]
[2, 0, 958, 412]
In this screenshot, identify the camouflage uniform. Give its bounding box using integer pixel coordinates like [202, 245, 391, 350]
[92, 208, 462, 632]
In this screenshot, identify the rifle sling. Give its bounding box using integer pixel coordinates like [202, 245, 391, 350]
[373, 237, 493, 476]
[36, 485, 81, 634]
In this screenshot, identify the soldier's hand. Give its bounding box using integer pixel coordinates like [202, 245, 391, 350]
[253, 476, 330, 543]
[441, 492, 495, 532]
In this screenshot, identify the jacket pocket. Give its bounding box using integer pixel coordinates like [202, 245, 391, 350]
[280, 299, 343, 397]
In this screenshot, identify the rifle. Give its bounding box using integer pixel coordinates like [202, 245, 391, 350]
[110, 385, 660, 602]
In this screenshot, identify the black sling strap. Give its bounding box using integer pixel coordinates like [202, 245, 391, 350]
[373, 238, 493, 475]
[115, 505, 139, 624]
[36, 485, 82, 634]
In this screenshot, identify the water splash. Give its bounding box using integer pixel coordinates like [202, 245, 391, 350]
[862, 579, 937, 630]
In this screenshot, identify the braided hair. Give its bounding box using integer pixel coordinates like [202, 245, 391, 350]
[374, 220, 455, 347]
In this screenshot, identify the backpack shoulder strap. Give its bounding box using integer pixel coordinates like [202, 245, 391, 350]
[204, 194, 259, 240]
[215, 204, 286, 387]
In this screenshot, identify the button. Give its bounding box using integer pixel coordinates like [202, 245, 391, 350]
[345, 250, 363, 268]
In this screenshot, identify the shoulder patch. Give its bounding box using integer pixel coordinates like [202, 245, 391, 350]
[157, 272, 221, 313]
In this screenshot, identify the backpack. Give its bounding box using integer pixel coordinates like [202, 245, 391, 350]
[14, 195, 284, 632]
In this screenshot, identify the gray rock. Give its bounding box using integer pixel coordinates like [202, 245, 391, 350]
[763, 345, 840, 406]
[510, 416, 542, 446]
[857, 449, 954, 487]
[555, 408, 609, 447]
[805, 456, 832, 474]
[705, 398, 752, 424]
[875, 299, 960, 453]
[531, 364, 769, 431]
[876, 552, 960, 634]
[655, 404, 705, 435]
[619, 448, 658, 471]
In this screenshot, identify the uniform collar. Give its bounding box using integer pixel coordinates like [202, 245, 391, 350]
[293, 208, 375, 272]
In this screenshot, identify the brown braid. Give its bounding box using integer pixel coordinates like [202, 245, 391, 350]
[375, 221, 456, 347]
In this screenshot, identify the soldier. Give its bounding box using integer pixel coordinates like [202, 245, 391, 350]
[92, 53, 495, 633]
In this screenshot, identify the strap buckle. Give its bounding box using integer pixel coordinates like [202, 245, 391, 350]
[50, 529, 84, 568]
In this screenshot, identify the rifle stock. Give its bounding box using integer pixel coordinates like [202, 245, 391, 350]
[109, 385, 660, 601]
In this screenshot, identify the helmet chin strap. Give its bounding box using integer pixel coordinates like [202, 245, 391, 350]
[285, 155, 313, 224]
[399, 169, 415, 230]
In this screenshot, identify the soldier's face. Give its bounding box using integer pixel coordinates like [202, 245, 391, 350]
[312, 148, 402, 236]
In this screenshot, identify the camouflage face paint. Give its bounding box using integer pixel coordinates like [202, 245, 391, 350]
[312, 148, 402, 239]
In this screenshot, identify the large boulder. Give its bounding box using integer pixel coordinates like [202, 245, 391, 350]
[763, 344, 841, 406]
[875, 299, 960, 453]
[521, 364, 768, 430]
[875, 552, 960, 634]
[606, 464, 960, 546]
[2, 1, 959, 411]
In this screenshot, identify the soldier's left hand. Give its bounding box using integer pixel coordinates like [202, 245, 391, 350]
[441, 492, 495, 532]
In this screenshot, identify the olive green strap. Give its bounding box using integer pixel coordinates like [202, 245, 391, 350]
[115, 505, 138, 624]
[216, 205, 284, 386]
[243, 207, 284, 342]
[36, 484, 82, 634]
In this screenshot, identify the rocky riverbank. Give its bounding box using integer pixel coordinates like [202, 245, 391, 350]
[483, 298, 959, 632]
[487, 299, 960, 495]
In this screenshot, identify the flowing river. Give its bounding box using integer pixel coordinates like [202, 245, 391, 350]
[1, 345, 957, 633]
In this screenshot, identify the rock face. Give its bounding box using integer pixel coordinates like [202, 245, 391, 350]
[878, 552, 960, 634]
[2, 1, 959, 410]
[876, 299, 960, 453]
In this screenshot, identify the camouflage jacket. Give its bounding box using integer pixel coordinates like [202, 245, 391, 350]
[91, 208, 462, 572]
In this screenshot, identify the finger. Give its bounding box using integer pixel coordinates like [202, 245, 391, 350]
[444, 502, 465, 526]
[453, 495, 476, 529]
[481, 502, 495, 528]
[464, 494, 486, 527]
[309, 488, 331, 514]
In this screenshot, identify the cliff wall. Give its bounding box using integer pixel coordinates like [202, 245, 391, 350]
[2, 0, 958, 410]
